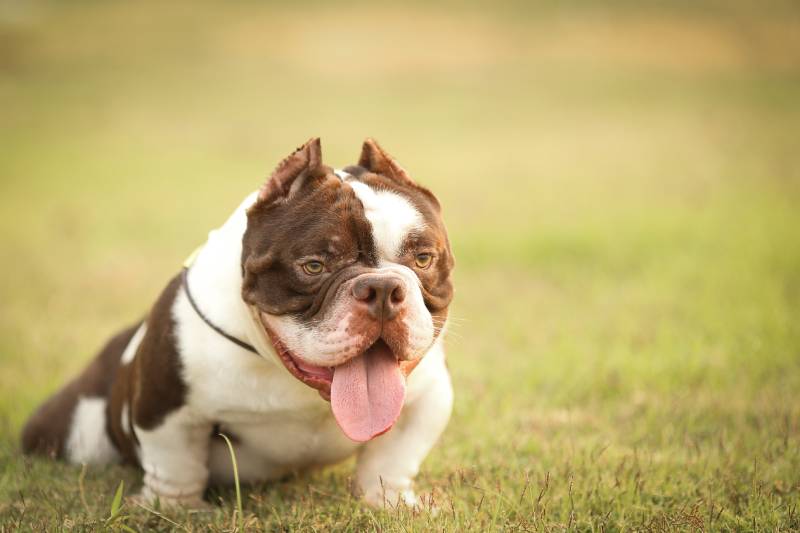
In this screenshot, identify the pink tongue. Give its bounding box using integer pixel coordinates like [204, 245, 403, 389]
[331, 342, 406, 442]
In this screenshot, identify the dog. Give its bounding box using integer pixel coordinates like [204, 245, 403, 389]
[21, 138, 455, 508]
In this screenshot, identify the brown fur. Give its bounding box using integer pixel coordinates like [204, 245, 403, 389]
[130, 275, 187, 430]
[22, 275, 187, 462]
[241, 138, 378, 320]
[21, 323, 139, 458]
[107, 356, 139, 463]
[107, 274, 187, 463]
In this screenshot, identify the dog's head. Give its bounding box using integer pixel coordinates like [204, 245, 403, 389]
[241, 138, 454, 442]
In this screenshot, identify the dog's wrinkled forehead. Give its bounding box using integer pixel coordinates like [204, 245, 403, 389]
[336, 169, 423, 261]
[240, 138, 454, 318]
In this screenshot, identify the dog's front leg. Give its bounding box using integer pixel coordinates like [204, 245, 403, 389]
[355, 356, 453, 509]
[134, 411, 212, 509]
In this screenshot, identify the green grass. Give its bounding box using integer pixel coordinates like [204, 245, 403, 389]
[1, 1, 799, 530]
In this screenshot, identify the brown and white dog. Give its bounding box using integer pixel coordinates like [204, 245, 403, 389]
[21, 138, 455, 508]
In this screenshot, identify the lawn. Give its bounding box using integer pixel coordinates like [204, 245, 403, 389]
[1, 1, 799, 530]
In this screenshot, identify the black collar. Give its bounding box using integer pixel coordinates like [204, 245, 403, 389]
[181, 267, 258, 354]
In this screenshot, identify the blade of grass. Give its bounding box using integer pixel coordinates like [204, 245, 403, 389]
[134, 501, 186, 530]
[218, 432, 244, 532]
[110, 480, 125, 516]
[78, 463, 90, 515]
[105, 480, 125, 526]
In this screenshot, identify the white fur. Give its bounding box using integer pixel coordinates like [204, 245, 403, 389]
[184, 192, 260, 345]
[348, 180, 424, 260]
[334, 169, 351, 181]
[66, 397, 120, 465]
[130, 174, 451, 507]
[120, 401, 130, 436]
[134, 408, 210, 505]
[120, 323, 147, 365]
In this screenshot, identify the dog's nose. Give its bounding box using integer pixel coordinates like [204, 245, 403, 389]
[352, 275, 406, 321]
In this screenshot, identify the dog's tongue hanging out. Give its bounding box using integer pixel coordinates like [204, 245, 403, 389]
[331, 341, 406, 442]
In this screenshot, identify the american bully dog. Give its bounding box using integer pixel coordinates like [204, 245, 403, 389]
[22, 138, 455, 508]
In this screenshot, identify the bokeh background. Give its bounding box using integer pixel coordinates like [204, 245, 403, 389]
[1, 1, 799, 529]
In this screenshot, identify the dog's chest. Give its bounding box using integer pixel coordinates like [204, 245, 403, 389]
[179, 333, 360, 465]
[219, 410, 359, 468]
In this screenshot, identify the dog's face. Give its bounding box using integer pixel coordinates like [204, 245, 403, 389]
[241, 138, 454, 442]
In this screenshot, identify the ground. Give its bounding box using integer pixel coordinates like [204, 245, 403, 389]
[1, 1, 799, 531]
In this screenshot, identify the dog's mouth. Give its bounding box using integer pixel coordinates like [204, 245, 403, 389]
[259, 319, 406, 443]
[269, 332, 335, 395]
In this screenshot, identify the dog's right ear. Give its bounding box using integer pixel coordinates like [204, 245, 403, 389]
[257, 138, 330, 204]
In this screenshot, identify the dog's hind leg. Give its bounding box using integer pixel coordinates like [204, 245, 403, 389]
[21, 323, 140, 464]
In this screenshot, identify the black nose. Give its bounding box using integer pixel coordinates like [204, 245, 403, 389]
[352, 275, 406, 321]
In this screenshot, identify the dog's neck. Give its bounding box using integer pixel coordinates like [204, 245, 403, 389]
[184, 191, 266, 356]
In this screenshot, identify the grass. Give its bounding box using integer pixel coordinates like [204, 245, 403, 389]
[1, 0, 799, 530]
[219, 433, 244, 533]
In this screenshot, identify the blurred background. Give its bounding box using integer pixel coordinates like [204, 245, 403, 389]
[1, 0, 799, 528]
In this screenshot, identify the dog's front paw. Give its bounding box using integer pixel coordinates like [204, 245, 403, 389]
[361, 483, 421, 509]
[130, 487, 212, 512]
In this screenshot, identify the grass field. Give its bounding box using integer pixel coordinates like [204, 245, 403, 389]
[1, 1, 800, 530]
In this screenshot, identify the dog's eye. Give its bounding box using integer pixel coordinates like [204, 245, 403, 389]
[302, 260, 325, 275]
[414, 253, 433, 269]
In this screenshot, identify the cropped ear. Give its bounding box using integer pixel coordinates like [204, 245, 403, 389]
[258, 137, 330, 203]
[358, 138, 416, 187]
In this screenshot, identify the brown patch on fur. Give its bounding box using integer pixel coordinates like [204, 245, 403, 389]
[242, 139, 377, 319]
[107, 360, 139, 464]
[21, 323, 139, 458]
[129, 274, 187, 431]
[22, 273, 189, 462]
[399, 358, 422, 376]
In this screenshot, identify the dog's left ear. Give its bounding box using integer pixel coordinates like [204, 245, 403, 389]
[358, 138, 418, 187]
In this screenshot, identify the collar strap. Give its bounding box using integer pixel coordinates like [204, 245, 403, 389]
[181, 267, 258, 355]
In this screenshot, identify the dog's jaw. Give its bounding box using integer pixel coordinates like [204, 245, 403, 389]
[251, 253, 442, 404]
[257, 313, 335, 400]
[256, 303, 431, 402]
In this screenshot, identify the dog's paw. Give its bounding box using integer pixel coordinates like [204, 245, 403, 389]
[129, 487, 212, 512]
[361, 484, 422, 510]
